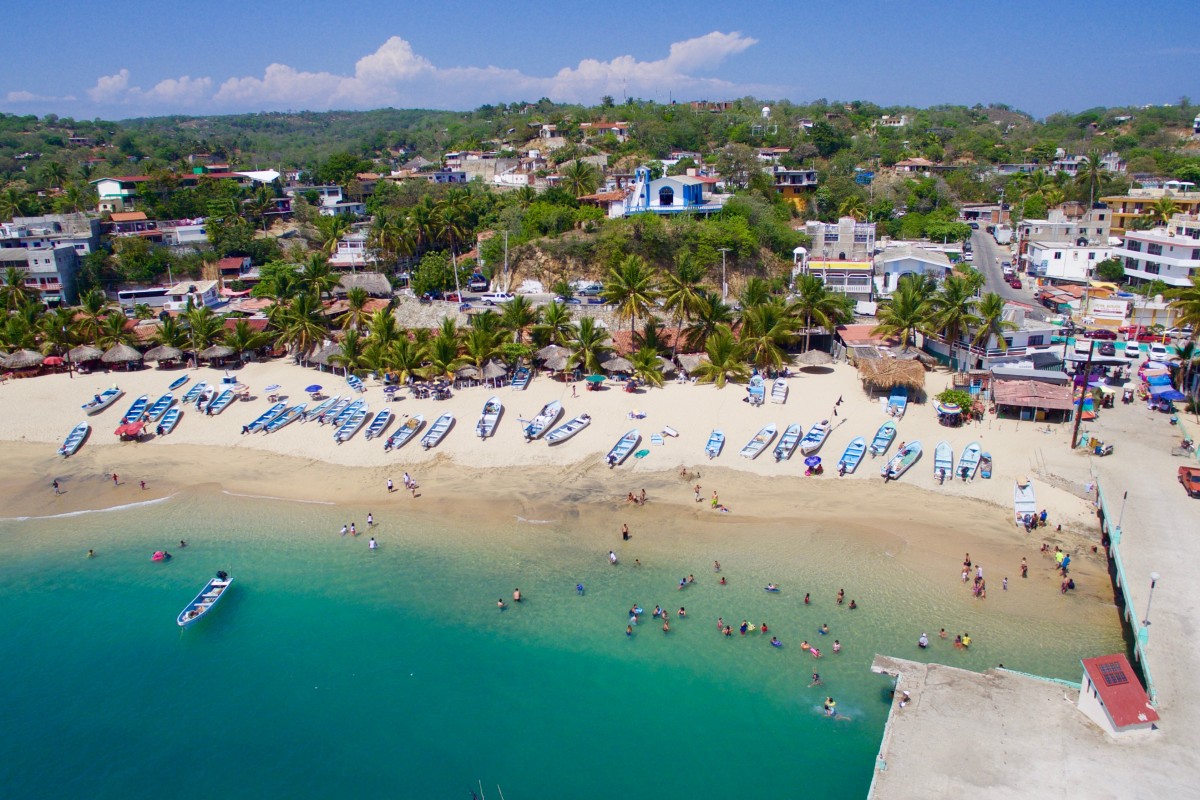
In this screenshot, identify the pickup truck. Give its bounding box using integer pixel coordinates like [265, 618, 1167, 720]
[1179, 466, 1200, 498]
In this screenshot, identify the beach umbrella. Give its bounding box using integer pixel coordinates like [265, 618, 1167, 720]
[455, 365, 481, 380]
[658, 357, 677, 375]
[935, 401, 962, 415]
[68, 344, 103, 362]
[142, 345, 183, 363]
[264, 384, 281, 392]
[1154, 389, 1186, 402]
[601, 356, 633, 373]
[42, 355, 64, 366]
[305, 384, 323, 393]
[199, 344, 234, 361]
[804, 456, 822, 468]
[585, 374, 605, 384]
[3, 349, 45, 369]
[101, 343, 143, 364]
[542, 353, 570, 372]
[795, 349, 833, 367]
[231, 383, 248, 393]
[535, 344, 570, 361]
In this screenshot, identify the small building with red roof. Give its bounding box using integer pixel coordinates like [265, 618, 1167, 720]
[1078, 654, 1159, 735]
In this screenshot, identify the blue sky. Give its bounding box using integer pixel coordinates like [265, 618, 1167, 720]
[3, 0, 1197, 120]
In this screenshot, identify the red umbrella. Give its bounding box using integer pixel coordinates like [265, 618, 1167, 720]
[43, 356, 64, 366]
[114, 421, 145, 438]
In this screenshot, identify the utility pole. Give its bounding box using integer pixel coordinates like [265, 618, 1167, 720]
[718, 247, 731, 301]
[502, 230, 509, 293]
[1070, 338, 1095, 449]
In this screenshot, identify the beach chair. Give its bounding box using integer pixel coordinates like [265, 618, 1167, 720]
[651, 433, 664, 446]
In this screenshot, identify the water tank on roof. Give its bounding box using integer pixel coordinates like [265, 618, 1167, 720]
[761, 106, 771, 119]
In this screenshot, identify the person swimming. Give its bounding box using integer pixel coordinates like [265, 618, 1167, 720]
[513, 588, 522, 602]
[810, 647, 822, 658]
[770, 637, 782, 647]
[833, 640, 841, 653]
[918, 632, 929, 649]
[368, 537, 377, 550]
[719, 577, 727, 585]
[87, 549, 95, 558]
[809, 673, 822, 687]
[497, 598, 507, 610]
[819, 623, 830, 635]
[823, 697, 837, 716]
[765, 583, 779, 591]
[678, 607, 686, 617]
[804, 592, 810, 605]
[848, 599, 857, 610]
[577, 583, 585, 595]
[626, 625, 633, 636]
[800, 640, 809, 651]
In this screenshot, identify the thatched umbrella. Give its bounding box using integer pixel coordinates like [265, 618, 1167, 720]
[676, 353, 709, 375]
[857, 358, 926, 392]
[795, 349, 833, 367]
[101, 343, 143, 364]
[307, 343, 339, 366]
[68, 344, 103, 362]
[455, 365, 481, 380]
[536, 343, 570, 361]
[542, 353, 570, 372]
[601, 355, 634, 373]
[143, 345, 183, 363]
[199, 344, 235, 361]
[482, 360, 508, 381]
[3, 349, 45, 369]
[658, 356, 677, 376]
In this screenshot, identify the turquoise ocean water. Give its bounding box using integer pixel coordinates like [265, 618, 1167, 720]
[0, 491, 1123, 800]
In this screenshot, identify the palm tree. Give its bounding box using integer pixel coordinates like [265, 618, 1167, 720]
[184, 307, 224, 354]
[929, 275, 980, 370]
[633, 318, 671, 355]
[386, 335, 428, 383]
[561, 160, 601, 197]
[738, 277, 773, 309]
[96, 312, 134, 349]
[789, 273, 850, 353]
[365, 308, 402, 349]
[1167, 275, 1200, 337]
[340, 286, 371, 331]
[276, 293, 328, 359]
[690, 326, 750, 388]
[0, 315, 38, 351]
[1075, 150, 1104, 207]
[533, 300, 574, 346]
[300, 254, 340, 299]
[660, 253, 707, 356]
[499, 295, 541, 343]
[460, 326, 503, 372]
[225, 319, 272, 363]
[971, 292, 1018, 362]
[629, 346, 665, 388]
[0, 186, 32, 220]
[873, 275, 933, 351]
[38, 307, 78, 355]
[150, 316, 188, 348]
[329, 329, 367, 374]
[837, 195, 867, 221]
[603, 254, 660, 332]
[76, 289, 111, 344]
[685, 291, 736, 351]
[426, 328, 465, 379]
[313, 214, 352, 256]
[568, 317, 614, 374]
[1, 265, 34, 311]
[1150, 198, 1179, 226]
[39, 161, 68, 189]
[1174, 340, 1197, 411]
[739, 303, 798, 370]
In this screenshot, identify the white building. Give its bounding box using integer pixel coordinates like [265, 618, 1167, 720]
[1115, 215, 1200, 288]
[923, 302, 1058, 370]
[1025, 242, 1113, 284]
[1016, 205, 1111, 247]
[163, 280, 223, 313]
[328, 230, 377, 271]
[874, 245, 953, 296]
[879, 114, 910, 128]
[804, 217, 876, 261]
[610, 167, 729, 219]
[0, 213, 101, 256]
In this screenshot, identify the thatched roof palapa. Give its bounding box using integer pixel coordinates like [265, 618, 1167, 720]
[535, 344, 570, 361]
[857, 358, 926, 391]
[542, 353, 570, 372]
[601, 356, 634, 373]
[482, 360, 508, 380]
[455, 365, 481, 380]
[795, 349, 833, 367]
[3, 349, 45, 369]
[676, 353, 709, 375]
[67, 344, 103, 362]
[199, 345, 234, 361]
[142, 345, 183, 363]
[101, 343, 143, 363]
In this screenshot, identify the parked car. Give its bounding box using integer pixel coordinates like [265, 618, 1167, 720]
[1179, 466, 1200, 498]
[968, 221, 980, 229]
[1084, 328, 1119, 340]
[1124, 341, 1141, 359]
[1008, 278, 1022, 289]
[577, 283, 604, 297]
[480, 291, 515, 305]
[443, 291, 462, 302]
[1148, 343, 1175, 361]
[1098, 342, 1116, 357]
[556, 296, 583, 305]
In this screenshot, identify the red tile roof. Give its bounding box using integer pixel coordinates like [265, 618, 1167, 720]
[837, 324, 897, 346]
[109, 211, 148, 222]
[223, 317, 269, 332]
[1082, 654, 1159, 728]
[609, 327, 686, 355]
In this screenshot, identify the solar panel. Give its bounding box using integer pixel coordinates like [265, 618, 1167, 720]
[1098, 661, 1129, 687]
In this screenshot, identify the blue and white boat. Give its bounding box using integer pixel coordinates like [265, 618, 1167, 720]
[510, 366, 531, 390]
[770, 378, 788, 404]
[303, 394, 340, 422]
[331, 398, 364, 427]
[346, 373, 365, 394]
[869, 420, 897, 457]
[476, 396, 503, 439]
[773, 423, 802, 462]
[605, 429, 641, 467]
[82, 387, 123, 415]
[705, 429, 725, 459]
[177, 571, 232, 627]
[120, 395, 149, 425]
[167, 375, 189, 392]
[316, 396, 351, 425]
[934, 441, 954, 482]
[421, 412, 454, 449]
[888, 386, 909, 418]
[747, 375, 766, 406]
[145, 393, 174, 423]
[246, 402, 287, 433]
[740, 423, 777, 459]
[263, 403, 305, 434]
[837, 436, 866, 474]
[363, 408, 394, 440]
[957, 441, 982, 481]
[800, 420, 831, 455]
[182, 382, 207, 404]
[58, 421, 89, 457]
[334, 405, 368, 443]
[881, 441, 922, 481]
[206, 389, 235, 416]
[385, 414, 424, 451]
[545, 413, 591, 445]
[522, 400, 562, 441]
[157, 408, 182, 435]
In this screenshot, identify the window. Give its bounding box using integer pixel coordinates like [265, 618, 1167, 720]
[1126, 241, 1141, 252]
[1192, 248, 1200, 260]
[1028, 335, 1044, 346]
[1145, 263, 1160, 275]
[1147, 243, 1163, 256]
[1088, 253, 1096, 260]
[1053, 252, 1062, 259]
[658, 187, 675, 206]
[1125, 257, 1139, 271]
[824, 232, 838, 243]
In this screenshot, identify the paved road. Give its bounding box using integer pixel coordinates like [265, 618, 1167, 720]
[970, 229, 1034, 305]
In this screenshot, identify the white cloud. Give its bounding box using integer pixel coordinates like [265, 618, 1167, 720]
[45, 32, 765, 114]
[6, 90, 75, 103]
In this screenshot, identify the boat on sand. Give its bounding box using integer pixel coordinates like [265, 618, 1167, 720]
[82, 387, 123, 415]
[934, 441, 953, 482]
[363, 408, 394, 440]
[476, 396, 503, 439]
[869, 420, 897, 457]
[957, 442, 982, 481]
[740, 423, 778, 459]
[837, 436, 866, 474]
[606, 429, 641, 467]
[386, 415, 425, 450]
[705, 429, 725, 459]
[773, 423, 802, 462]
[421, 412, 454, 449]
[545, 414, 590, 445]
[800, 420, 831, 455]
[58, 421, 89, 457]
[522, 400, 562, 441]
[881, 441, 922, 481]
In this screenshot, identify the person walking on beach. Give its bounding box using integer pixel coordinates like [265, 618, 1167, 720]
[695, 484, 702, 503]
[112, 473, 119, 486]
[711, 490, 719, 509]
[140, 480, 146, 491]
[1003, 577, 1008, 591]
[340, 524, 348, 536]
[1021, 557, 1028, 578]
[387, 478, 394, 493]
[350, 522, 357, 536]
[571, 384, 577, 398]
[622, 523, 630, 541]
[640, 488, 646, 504]
[367, 513, 374, 528]
[52, 480, 61, 495]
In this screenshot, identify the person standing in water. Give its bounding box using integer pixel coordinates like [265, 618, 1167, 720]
[369, 537, 377, 550]
[513, 588, 522, 603]
[367, 513, 374, 528]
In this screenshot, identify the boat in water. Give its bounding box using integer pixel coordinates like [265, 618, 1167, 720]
[837, 436, 866, 474]
[740, 423, 778, 459]
[120, 395, 149, 425]
[82, 387, 123, 415]
[773, 423, 802, 462]
[606, 429, 641, 467]
[522, 400, 562, 441]
[363, 408, 393, 440]
[934, 441, 954, 483]
[957, 442, 982, 481]
[868, 420, 897, 457]
[245, 402, 287, 433]
[476, 396, 503, 439]
[770, 378, 788, 404]
[705, 429, 725, 459]
[263, 403, 305, 434]
[58, 421, 89, 457]
[881, 441, 922, 481]
[421, 412, 454, 449]
[545, 414, 591, 445]
[176, 571, 232, 627]
[800, 420, 831, 455]
[157, 408, 182, 435]
[385, 414, 425, 451]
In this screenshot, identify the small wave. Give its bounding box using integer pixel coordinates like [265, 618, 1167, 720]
[515, 516, 558, 525]
[2, 493, 178, 522]
[221, 490, 334, 506]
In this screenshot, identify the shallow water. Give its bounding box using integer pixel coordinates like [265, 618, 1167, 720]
[0, 491, 1123, 799]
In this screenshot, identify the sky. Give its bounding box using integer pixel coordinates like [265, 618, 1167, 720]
[2, 0, 1198, 121]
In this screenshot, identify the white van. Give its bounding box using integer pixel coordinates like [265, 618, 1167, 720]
[480, 292, 515, 305]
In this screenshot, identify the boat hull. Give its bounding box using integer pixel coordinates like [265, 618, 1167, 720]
[546, 415, 591, 445]
[177, 576, 232, 627]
